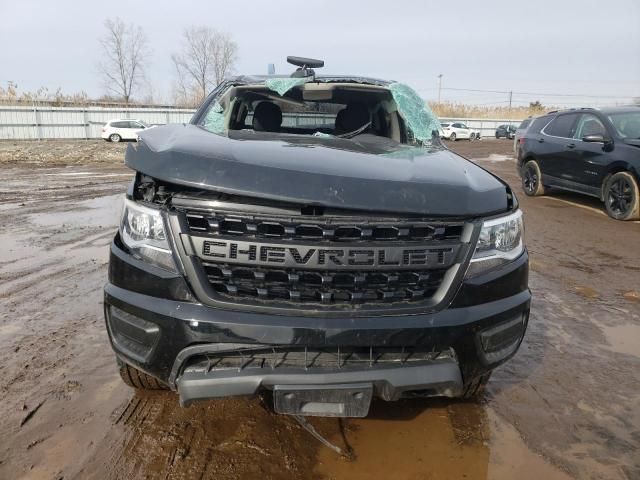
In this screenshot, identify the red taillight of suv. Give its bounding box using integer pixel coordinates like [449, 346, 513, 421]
[519, 137, 525, 144]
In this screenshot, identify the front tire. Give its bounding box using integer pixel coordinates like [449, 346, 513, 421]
[118, 361, 168, 390]
[604, 172, 640, 220]
[461, 372, 491, 399]
[109, 133, 122, 143]
[522, 160, 546, 196]
[450, 133, 457, 141]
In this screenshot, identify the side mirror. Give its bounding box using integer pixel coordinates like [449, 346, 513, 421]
[582, 134, 606, 143]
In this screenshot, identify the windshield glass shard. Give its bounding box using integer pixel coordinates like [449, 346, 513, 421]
[264, 77, 307, 96]
[203, 101, 226, 134]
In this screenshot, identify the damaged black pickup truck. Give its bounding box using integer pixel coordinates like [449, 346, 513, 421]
[105, 57, 530, 417]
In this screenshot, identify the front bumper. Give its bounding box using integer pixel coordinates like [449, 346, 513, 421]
[105, 239, 530, 403]
[175, 353, 464, 406]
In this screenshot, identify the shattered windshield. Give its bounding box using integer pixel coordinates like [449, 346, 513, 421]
[197, 79, 441, 146]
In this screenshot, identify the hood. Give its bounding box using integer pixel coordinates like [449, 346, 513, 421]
[127, 124, 509, 217]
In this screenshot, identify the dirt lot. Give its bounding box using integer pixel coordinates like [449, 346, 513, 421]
[0, 139, 638, 480]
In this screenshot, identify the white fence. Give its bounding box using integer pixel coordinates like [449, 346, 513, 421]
[0, 105, 523, 140]
[0, 105, 196, 140]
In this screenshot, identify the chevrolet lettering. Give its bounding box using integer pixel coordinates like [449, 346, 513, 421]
[193, 238, 460, 270]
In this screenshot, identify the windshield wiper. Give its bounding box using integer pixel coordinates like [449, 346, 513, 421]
[337, 122, 372, 139]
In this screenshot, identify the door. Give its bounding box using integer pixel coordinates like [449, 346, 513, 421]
[569, 113, 611, 189]
[536, 113, 580, 181]
[125, 121, 145, 139]
[111, 121, 126, 138]
[457, 123, 471, 139]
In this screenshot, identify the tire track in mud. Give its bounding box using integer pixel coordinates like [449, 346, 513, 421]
[0, 229, 113, 299]
[84, 394, 326, 480]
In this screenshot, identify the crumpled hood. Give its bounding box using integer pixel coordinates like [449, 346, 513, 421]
[127, 124, 509, 217]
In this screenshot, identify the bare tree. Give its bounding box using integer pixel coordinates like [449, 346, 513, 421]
[172, 26, 238, 105]
[98, 17, 150, 104]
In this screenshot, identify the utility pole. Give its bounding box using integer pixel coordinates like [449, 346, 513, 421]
[437, 74, 443, 104]
[508, 90, 513, 120]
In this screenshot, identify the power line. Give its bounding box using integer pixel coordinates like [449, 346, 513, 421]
[439, 86, 635, 99]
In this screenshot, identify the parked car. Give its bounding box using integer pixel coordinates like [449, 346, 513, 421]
[517, 106, 640, 220]
[104, 57, 530, 418]
[102, 119, 151, 142]
[495, 124, 516, 139]
[440, 122, 481, 141]
[514, 117, 533, 154]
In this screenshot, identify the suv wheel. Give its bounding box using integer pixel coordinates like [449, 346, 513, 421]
[461, 372, 492, 399]
[109, 133, 122, 143]
[522, 160, 545, 196]
[450, 133, 457, 141]
[604, 172, 640, 220]
[118, 360, 168, 390]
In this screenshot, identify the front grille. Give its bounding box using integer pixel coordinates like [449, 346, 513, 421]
[204, 262, 448, 303]
[185, 346, 456, 373]
[185, 212, 464, 242]
[175, 207, 469, 311]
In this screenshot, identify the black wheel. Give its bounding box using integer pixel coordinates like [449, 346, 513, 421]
[109, 133, 122, 143]
[118, 360, 168, 390]
[604, 172, 640, 220]
[495, 133, 500, 139]
[522, 160, 545, 196]
[469, 133, 475, 141]
[461, 372, 492, 399]
[450, 133, 457, 141]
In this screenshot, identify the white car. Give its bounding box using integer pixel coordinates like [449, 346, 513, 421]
[440, 122, 481, 141]
[101, 119, 151, 142]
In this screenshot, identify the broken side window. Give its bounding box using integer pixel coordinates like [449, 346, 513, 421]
[202, 101, 226, 134]
[389, 83, 440, 144]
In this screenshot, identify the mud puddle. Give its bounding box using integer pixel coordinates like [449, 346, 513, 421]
[597, 322, 640, 357]
[316, 402, 570, 480]
[475, 153, 514, 163]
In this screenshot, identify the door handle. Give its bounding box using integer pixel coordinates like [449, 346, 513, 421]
[566, 143, 576, 149]
[538, 138, 544, 143]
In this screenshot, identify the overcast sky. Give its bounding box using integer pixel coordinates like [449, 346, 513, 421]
[1, 0, 639, 107]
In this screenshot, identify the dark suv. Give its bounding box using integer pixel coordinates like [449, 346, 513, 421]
[517, 107, 640, 220]
[104, 58, 530, 418]
[495, 124, 516, 139]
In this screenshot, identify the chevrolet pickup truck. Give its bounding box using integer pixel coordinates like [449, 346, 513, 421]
[104, 57, 530, 418]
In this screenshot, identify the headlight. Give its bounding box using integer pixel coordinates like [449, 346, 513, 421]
[466, 210, 524, 278]
[120, 198, 177, 271]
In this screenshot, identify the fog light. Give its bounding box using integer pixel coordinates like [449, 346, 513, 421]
[478, 314, 526, 364]
[108, 306, 160, 362]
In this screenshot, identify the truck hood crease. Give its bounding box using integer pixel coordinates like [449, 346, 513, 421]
[127, 124, 509, 216]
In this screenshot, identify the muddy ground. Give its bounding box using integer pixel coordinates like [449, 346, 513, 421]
[0, 139, 638, 480]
